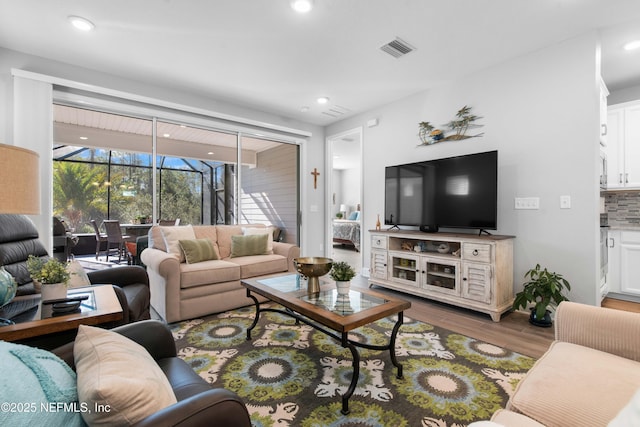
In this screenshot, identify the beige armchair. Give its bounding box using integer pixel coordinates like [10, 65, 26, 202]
[489, 301, 640, 426]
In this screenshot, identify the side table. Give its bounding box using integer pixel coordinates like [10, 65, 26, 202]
[0, 285, 123, 343]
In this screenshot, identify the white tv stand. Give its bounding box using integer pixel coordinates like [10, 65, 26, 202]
[368, 229, 514, 322]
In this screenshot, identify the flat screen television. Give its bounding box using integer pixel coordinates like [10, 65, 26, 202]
[384, 150, 498, 232]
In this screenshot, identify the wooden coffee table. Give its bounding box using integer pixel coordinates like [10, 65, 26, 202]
[0, 285, 123, 342]
[242, 273, 411, 415]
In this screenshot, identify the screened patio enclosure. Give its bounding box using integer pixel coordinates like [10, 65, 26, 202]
[52, 104, 299, 244]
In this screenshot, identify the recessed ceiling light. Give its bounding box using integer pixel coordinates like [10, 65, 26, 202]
[291, 0, 313, 13]
[68, 15, 95, 32]
[317, 97, 330, 105]
[624, 40, 640, 51]
[163, 133, 170, 138]
[207, 152, 214, 155]
[79, 136, 88, 140]
[300, 106, 310, 113]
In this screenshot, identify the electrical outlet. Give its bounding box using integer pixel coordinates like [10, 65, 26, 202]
[514, 197, 540, 210]
[560, 195, 571, 209]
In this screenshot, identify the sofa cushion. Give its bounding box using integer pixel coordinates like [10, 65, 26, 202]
[74, 324, 177, 426]
[215, 225, 245, 259]
[227, 254, 288, 279]
[179, 238, 218, 264]
[231, 234, 269, 258]
[509, 341, 640, 426]
[243, 226, 274, 253]
[193, 226, 221, 259]
[160, 225, 195, 262]
[180, 260, 241, 288]
[149, 225, 166, 252]
[0, 340, 84, 427]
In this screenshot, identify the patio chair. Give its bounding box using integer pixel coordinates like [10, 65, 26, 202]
[90, 219, 108, 260]
[103, 220, 135, 263]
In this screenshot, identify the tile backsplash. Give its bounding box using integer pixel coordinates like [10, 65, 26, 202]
[604, 191, 640, 226]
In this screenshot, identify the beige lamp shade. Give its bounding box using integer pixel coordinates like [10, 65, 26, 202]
[0, 143, 40, 214]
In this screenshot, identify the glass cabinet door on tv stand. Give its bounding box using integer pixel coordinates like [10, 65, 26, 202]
[422, 257, 460, 297]
[389, 253, 420, 287]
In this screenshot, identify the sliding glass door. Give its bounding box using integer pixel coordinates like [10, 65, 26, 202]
[52, 104, 300, 243]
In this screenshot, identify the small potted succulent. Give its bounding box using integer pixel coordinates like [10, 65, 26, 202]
[27, 255, 71, 301]
[512, 264, 571, 327]
[329, 261, 357, 295]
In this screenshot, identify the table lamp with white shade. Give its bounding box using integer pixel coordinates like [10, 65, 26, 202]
[339, 204, 347, 219]
[0, 143, 40, 324]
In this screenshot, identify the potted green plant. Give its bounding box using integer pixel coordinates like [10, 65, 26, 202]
[27, 255, 71, 301]
[329, 261, 356, 295]
[513, 263, 571, 327]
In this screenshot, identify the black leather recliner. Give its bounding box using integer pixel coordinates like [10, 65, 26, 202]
[52, 320, 252, 427]
[0, 214, 150, 325]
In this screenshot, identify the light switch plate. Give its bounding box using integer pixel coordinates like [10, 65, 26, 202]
[560, 195, 571, 209]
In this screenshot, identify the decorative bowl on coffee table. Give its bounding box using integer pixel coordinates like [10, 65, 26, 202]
[293, 257, 333, 294]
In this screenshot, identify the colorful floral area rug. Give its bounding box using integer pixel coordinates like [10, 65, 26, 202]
[171, 305, 535, 427]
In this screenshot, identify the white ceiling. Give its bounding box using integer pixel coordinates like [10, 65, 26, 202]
[1, 0, 640, 127]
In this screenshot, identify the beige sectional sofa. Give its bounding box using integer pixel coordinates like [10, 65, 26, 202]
[140, 224, 300, 323]
[483, 301, 640, 427]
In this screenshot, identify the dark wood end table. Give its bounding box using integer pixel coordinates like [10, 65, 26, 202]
[0, 285, 123, 342]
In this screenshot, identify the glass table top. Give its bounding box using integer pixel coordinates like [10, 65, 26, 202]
[0, 288, 98, 324]
[256, 274, 389, 316]
[41, 289, 97, 319]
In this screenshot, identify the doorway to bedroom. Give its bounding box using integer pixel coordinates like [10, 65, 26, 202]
[326, 128, 363, 274]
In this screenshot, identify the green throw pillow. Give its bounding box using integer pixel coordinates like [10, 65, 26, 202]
[0, 341, 85, 427]
[179, 239, 218, 264]
[231, 234, 269, 257]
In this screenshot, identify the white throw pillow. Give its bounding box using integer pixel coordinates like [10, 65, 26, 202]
[74, 325, 177, 426]
[609, 389, 640, 427]
[243, 226, 274, 254]
[160, 225, 195, 262]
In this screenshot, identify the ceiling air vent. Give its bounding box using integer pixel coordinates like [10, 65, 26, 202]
[380, 37, 415, 58]
[322, 105, 351, 118]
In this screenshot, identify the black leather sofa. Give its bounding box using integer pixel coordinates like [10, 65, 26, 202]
[0, 214, 150, 325]
[52, 320, 252, 427]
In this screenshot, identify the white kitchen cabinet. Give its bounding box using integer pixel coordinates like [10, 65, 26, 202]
[620, 231, 640, 296]
[607, 229, 640, 296]
[606, 102, 640, 189]
[368, 230, 513, 322]
[606, 108, 623, 188]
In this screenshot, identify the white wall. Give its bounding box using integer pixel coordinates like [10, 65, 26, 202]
[340, 167, 361, 216]
[332, 169, 343, 216]
[332, 167, 361, 217]
[0, 47, 325, 256]
[327, 32, 602, 306]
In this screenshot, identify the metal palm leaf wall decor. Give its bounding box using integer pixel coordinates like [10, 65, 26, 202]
[418, 105, 484, 145]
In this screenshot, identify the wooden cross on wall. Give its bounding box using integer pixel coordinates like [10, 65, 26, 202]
[311, 168, 320, 189]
